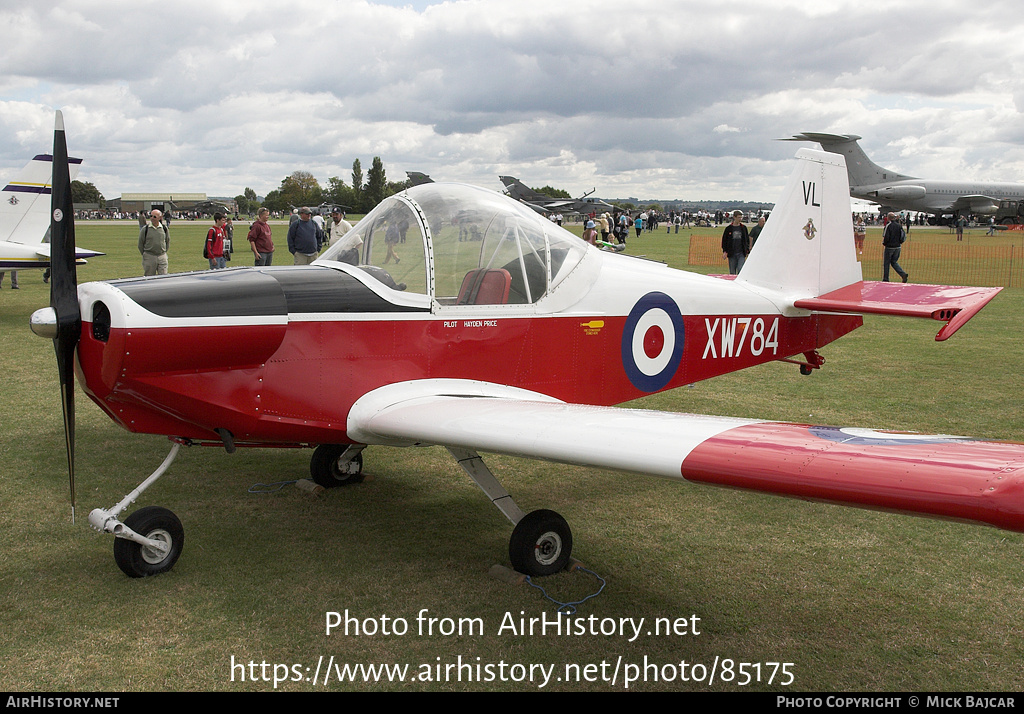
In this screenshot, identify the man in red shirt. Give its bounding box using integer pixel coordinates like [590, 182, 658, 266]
[247, 207, 275, 266]
[206, 213, 227, 269]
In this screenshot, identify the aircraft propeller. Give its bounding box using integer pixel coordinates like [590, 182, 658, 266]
[30, 111, 81, 522]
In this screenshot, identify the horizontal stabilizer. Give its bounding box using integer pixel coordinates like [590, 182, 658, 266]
[33, 244, 105, 261]
[794, 282, 1001, 340]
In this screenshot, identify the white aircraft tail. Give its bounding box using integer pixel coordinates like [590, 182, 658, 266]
[737, 148, 862, 300]
[0, 153, 82, 244]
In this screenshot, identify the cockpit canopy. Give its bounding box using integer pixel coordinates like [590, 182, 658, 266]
[316, 183, 588, 308]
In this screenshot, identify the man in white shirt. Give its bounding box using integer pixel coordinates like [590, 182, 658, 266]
[328, 208, 360, 264]
[328, 208, 353, 246]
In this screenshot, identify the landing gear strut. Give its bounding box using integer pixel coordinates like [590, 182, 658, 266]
[780, 350, 825, 376]
[88, 442, 185, 578]
[448, 447, 573, 577]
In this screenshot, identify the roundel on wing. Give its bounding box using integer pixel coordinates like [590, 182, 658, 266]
[808, 426, 976, 446]
[621, 292, 685, 392]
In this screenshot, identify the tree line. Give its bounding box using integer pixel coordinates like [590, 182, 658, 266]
[242, 157, 410, 216]
[68, 157, 404, 216]
[71, 160, 581, 218]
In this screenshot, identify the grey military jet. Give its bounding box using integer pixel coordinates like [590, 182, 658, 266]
[498, 176, 613, 215]
[784, 133, 1024, 219]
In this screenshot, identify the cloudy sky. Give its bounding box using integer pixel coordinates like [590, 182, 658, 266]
[3, 0, 1024, 205]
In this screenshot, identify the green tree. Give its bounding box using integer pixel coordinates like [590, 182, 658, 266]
[71, 180, 105, 207]
[325, 176, 356, 211]
[279, 171, 322, 209]
[364, 156, 387, 211]
[351, 159, 363, 212]
[234, 187, 259, 215]
[263, 189, 287, 213]
[534, 185, 571, 199]
[387, 178, 411, 195]
[234, 187, 258, 215]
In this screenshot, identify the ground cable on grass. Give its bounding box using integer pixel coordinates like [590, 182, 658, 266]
[525, 566, 606, 614]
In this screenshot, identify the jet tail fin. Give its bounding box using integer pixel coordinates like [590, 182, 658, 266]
[737, 148, 862, 299]
[0, 153, 82, 244]
[498, 176, 550, 204]
[782, 133, 915, 188]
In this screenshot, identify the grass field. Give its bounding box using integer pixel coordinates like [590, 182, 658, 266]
[1, 220, 1022, 692]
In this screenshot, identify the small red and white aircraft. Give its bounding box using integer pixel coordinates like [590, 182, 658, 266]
[33, 113, 1024, 579]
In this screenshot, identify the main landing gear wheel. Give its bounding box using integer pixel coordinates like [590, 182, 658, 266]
[509, 509, 573, 577]
[310, 444, 365, 488]
[112, 506, 184, 578]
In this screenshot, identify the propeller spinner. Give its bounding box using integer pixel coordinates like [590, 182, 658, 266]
[30, 111, 81, 522]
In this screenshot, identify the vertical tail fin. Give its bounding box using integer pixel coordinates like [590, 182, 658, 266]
[737, 148, 862, 299]
[499, 176, 547, 203]
[783, 133, 914, 188]
[0, 153, 82, 244]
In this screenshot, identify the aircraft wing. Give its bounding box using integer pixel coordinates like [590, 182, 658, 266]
[513, 200, 551, 215]
[347, 379, 1024, 535]
[948, 195, 1000, 214]
[793, 281, 1001, 341]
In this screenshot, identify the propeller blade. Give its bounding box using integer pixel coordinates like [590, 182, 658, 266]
[50, 110, 81, 522]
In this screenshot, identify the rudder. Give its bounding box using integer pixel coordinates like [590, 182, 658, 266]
[737, 148, 862, 300]
[0, 153, 82, 244]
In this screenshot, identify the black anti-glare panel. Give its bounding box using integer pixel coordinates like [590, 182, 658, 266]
[110, 267, 426, 318]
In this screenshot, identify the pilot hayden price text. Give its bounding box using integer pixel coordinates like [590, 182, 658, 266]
[325, 609, 701, 643]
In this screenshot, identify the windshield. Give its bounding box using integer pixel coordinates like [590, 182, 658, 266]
[317, 183, 587, 306]
[318, 196, 427, 294]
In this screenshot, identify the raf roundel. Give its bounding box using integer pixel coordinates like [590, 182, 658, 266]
[621, 292, 685, 392]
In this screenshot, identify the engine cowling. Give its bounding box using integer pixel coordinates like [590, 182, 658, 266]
[873, 185, 927, 201]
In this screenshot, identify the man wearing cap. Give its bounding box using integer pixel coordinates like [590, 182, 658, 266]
[287, 207, 324, 265]
[328, 208, 360, 265]
[721, 210, 750, 275]
[882, 212, 909, 282]
[328, 208, 353, 247]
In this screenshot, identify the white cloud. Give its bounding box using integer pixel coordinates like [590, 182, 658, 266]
[1, 0, 1023, 202]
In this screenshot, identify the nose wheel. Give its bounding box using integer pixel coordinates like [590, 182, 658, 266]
[112, 506, 184, 578]
[89, 442, 188, 578]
